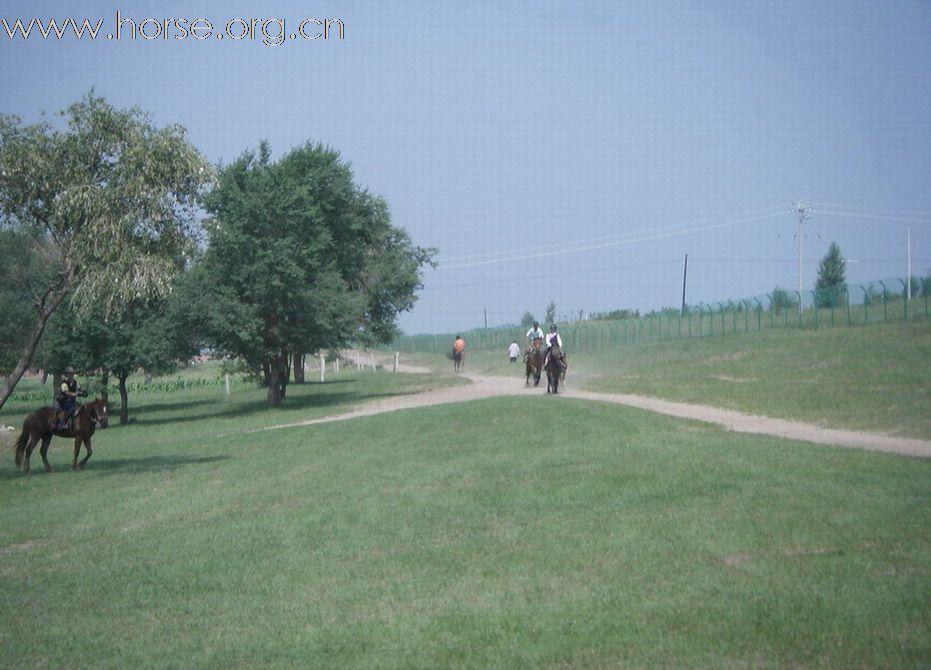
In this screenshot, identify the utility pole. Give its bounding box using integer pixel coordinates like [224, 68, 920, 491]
[681, 253, 688, 316]
[907, 227, 912, 300]
[793, 202, 811, 313]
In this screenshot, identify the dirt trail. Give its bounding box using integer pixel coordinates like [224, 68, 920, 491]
[259, 369, 931, 459]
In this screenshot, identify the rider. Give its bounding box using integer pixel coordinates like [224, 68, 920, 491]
[453, 335, 465, 356]
[525, 321, 545, 360]
[543, 324, 565, 368]
[56, 366, 86, 431]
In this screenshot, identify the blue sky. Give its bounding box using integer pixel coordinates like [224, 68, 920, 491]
[3, 1, 930, 334]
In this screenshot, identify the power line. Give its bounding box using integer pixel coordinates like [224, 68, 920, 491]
[436, 206, 785, 265]
[813, 210, 931, 225]
[432, 209, 788, 271]
[810, 202, 931, 218]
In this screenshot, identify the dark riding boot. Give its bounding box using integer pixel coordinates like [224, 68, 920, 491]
[56, 408, 73, 432]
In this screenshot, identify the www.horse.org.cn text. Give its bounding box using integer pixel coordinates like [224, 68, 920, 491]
[1, 12, 345, 47]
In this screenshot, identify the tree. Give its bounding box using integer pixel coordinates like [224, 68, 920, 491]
[36, 293, 198, 423]
[770, 287, 797, 314]
[815, 242, 847, 308]
[544, 301, 557, 325]
[0, 93, 212, 409]
[189, 142, 434, 406]
[520, 312, 537, 329]
[0, 229, 54, 375]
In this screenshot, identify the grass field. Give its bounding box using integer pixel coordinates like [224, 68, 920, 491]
[1, 327, 930, 668]
[431, 319, 931, 439]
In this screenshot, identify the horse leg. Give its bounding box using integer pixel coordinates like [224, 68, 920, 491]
[72, 437, 82, 470]
[23, 435, 41, 474]
[77, 436, 92, 470]
[39, 435, 53, 472]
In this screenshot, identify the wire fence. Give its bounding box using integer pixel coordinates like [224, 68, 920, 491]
[392, 277, 931, 354]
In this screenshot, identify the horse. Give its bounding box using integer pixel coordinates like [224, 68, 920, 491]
[545, 344, 568, 394]
[453, 348, 465, 373]
[525, 338, 544, 386]
[14, 399, 109, 474]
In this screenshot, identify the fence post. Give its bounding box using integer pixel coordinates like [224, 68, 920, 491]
[393, 352, 399, 373]
[861, 286, 869, 324]
[900, 279, 909, 321]
[880, 281, 889, 322]
[319, 354, 326, 383]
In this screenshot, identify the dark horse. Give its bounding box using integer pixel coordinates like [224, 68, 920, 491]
[453, 349, 465, 373]
[14, 399, 109, 473]
[546, 345, 568, 394]
[525, 338, 544, 386]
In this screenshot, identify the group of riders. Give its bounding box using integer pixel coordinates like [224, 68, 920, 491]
[523, 321, 565, 369]
[454, 321, 566, 370]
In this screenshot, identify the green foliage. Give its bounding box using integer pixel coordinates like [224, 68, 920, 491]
[815, 242, 847, 308]
[0, 92, 213, 312]
[188, 141, 434, 405]
[0, 93, 212, 408]
[0, 230, 51, 374]
[769, 286, 797, 313]
[589, 307, 639, 321]
[544, 300, 557, 325]
[921, 274, 931, 297]
[520, 311, 536, 329]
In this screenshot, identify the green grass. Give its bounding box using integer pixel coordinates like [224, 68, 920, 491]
[2, 326, 929, 667]
[414, 319, 931, 439]
[577, 320, 931, 439]
[2, 387, 930, 668]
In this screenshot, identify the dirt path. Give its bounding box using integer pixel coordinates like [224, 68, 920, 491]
[259, 371, 931, 459]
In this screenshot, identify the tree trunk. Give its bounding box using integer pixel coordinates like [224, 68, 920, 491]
[118, 371, 129, 425]
[280, 351, 289, 399]
[0, 283, 71, 411]
[293, 353, 305, 384]
[266, 359, 284, 406]
[100, 368, 109, 404]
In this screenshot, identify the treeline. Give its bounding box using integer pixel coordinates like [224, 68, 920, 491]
[0, 94, 434, 417]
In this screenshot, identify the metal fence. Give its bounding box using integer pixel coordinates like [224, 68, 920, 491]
[392, 277, 931, 354]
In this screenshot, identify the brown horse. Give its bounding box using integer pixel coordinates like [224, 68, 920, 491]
[14, 399, 109, 473]
[545, 345, 568, 394]
[453, 348, 465, 373]
[525, 338, 544, 386]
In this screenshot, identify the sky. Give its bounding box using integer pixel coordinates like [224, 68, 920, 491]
[3, 0, 930, 335]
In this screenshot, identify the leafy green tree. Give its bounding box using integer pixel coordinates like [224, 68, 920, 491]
[0, 229, 55, 375]
[544, 301, 557, 326]
[189, 142, 434, 406]
[520, 312, 537, 329]
[0, 93, 212, 409]
[37, 293, 198, 423]
[770, 287, 797, 314]
[815, 242, 847, 308]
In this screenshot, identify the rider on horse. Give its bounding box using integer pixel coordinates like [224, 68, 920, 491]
[525, 321, 545, 361]
[56, 366, 86, 431]
[543, 324, 565, 369]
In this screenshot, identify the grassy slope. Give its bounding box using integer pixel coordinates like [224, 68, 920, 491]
[420, 320, 931, 439]
[2, 392, 930, 668]
[2, 325, 930, 668]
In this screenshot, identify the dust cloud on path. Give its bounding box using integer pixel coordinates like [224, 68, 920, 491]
[257, 367, 931, 459]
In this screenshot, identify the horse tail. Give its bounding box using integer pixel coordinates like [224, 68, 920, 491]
[14, 425, 29, 468]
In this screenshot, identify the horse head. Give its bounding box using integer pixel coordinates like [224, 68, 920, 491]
[86, 398, 109, 428]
